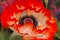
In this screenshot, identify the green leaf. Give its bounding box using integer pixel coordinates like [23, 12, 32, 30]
[10, 32, 22, 40]
[57, 21, 60, 32]
[0, 32, 5, 40]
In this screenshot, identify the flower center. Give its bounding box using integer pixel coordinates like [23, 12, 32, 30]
[19, 15, 38, 27]
[23, 18, 33, 23]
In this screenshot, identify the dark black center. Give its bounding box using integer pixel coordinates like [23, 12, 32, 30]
[19, 15, 38, 27]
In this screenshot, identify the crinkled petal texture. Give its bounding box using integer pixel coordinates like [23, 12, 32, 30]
[1, 0, 57, 40]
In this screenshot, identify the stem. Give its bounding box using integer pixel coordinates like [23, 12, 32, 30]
[55, 33, 60, 39]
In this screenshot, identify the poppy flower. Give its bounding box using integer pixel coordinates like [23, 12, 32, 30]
[1, 0, 57, 40]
